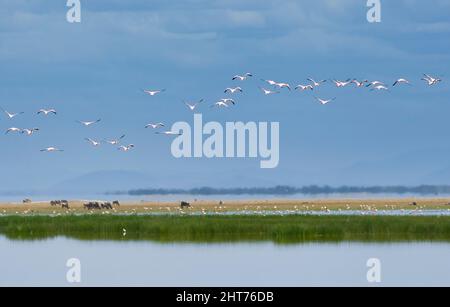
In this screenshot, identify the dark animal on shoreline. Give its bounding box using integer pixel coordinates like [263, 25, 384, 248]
[50, 200, 61, 206]
[23, 199, 32, 204]
[50, 200, 70, 209]
[84, 202, 101, 210]
[181, 201, 191, 209]
[101, 202, 113, 210]
[113, 200, 120, 207]
[84, 202, 114, 210]
[410, 202, 418, 206]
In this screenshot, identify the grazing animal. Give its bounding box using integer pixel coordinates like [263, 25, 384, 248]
[61, 200, 69, 209]
[101, 202, 113, 210]
[181, 201, 191, 209]
[50, 200, 61, 206]
[23, 199, 32, 204]
[84, 202, 101, 210]
[113, 200, 120, 206]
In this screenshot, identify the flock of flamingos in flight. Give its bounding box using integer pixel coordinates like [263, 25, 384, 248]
[0, 73, 443, 153]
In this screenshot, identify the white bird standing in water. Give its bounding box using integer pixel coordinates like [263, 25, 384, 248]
[314, 97, 336, 105]
[232, 73, 252, 81]
[77, 119, 101, 127]
[142, 89, 166, 96]
[1, 107, 24, 119]
[145, 122, 165, 129]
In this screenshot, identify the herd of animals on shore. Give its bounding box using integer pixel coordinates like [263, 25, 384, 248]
[0, 73, 444, 154]
[21, 199, 194, 211]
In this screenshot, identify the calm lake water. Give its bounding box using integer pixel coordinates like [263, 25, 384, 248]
[1, 236, 449, 286]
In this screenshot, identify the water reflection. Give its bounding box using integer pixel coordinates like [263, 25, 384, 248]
[1, 236, 449, 286]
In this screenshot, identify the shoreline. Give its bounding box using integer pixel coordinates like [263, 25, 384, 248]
[1, 197, 450, 215]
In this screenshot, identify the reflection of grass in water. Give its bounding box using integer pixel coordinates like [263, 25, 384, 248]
[1, 215, 450, 244]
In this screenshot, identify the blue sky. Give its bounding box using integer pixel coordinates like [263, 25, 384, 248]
[0, 0, 450, 192]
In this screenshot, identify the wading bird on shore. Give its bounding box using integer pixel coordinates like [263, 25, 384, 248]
[37, 109, 57, 115]
[77, 119, 101, 127]
[224, 87, 243, 94]
[21, 128, 40, 136]
[314, 97, 336, 105]
[145, 122, 165, 129]
[85, 138, 102, 147]
[142, 89, 166, 96]
[40, 147, 64, 152]
[232, 73, 252, 81]
[1, 107, 24, 119]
